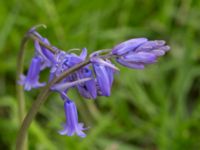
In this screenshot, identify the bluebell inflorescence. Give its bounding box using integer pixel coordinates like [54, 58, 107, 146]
[19, 28, 170, 138]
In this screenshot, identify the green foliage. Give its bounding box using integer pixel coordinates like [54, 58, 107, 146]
[0, 0, 200, 149]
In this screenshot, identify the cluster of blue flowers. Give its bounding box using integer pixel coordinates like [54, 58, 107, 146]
[19, 28, 170, 138]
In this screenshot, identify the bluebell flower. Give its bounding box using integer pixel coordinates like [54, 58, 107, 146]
[50, 48, 97, 99]
[90, 55, 118, 97]
[63, 53, 83, 67]
[112, 38, 170, 69]
[19, 56, 46, 91]
[33, 32, 56, 70]
[59, 98, 87, 138]
[50, 51, 67, 77]
[104, 60, 115, 87]
[50, 49, 84, 78]
[76, 66, 97, 99]
[91, 59, 117, 97]
[93, 63, 111, 96]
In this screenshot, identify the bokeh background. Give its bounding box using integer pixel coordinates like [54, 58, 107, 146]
[1, 0, 200, 149]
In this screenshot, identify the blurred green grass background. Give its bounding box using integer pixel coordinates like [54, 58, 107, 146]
[1, 0, 200, 149]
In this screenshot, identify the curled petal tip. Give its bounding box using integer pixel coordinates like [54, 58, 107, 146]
[80, 48, 87, 60]
[90, 57, 119, 71]
[51, 78, 92, 91]
[154, 40, 166, 45]
[162, 45, 170, 51]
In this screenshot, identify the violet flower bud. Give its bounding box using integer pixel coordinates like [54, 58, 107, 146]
[112, 38, 148, 55]
[112, 38, 170, 69]
[59, 99, 87, 138]
[33, 34, 56, 70]
[18, 56, 46, 91]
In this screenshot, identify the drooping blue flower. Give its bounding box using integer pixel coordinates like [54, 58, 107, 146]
[50, 48, 95, 98]
[112, 38, 170, 69]
[76, 66, 97, 99]
[92, 60, 117, 97]
[93, 64, 111, 96]
[18, 56, 46, 91]
[90, 55, 118, 97]
[64, 53, 83, 67]
[59, 98, 87, 138]
[30, 28, 57, 69]
[34, 40, 51, 69]
[50, 51, 69, 77]
[104, 59, 115, 87]
[50, 49, 85, 78]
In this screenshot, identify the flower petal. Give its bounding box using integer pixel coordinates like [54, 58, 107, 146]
[19, 56, 46, 91]
[93, 64, 111, 96]
[116, 58, 144, 69]
[124, 52, 157, 64]
[51, 78, 92, 91]
[77, 67, 97, 99]
[90, 57, 119, 71]
[112, 38, 148, 55]
[80, 48, 87, 60]
[59, 99, 87, 138]
[135, 40, 166, 52]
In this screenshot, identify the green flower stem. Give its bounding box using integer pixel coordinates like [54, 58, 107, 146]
[16, 33, 29, 150]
